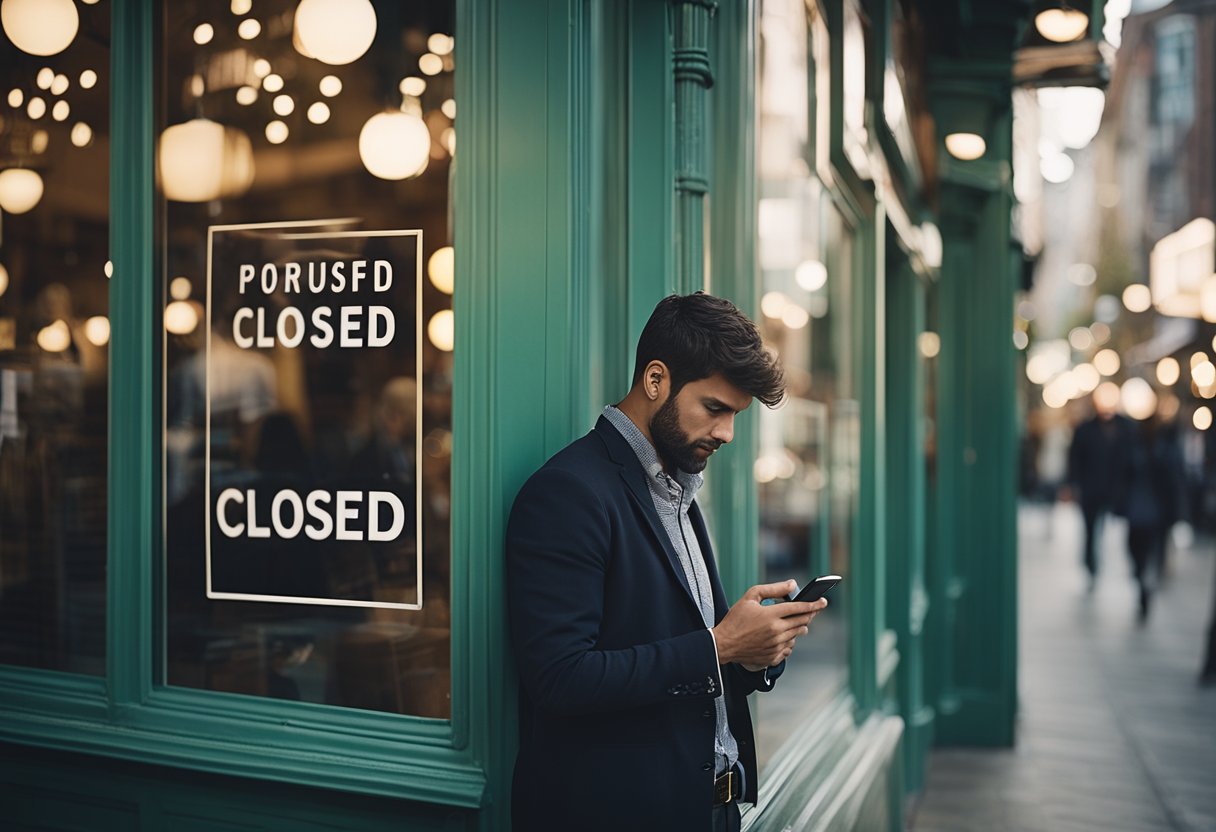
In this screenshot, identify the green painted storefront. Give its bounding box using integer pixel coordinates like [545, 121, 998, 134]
[0, 0, 1034, 828]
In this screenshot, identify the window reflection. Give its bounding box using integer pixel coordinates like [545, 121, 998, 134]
[754, 0, 852, 772]
[0, 1, 109, 675]
[161, 0, 454, 719]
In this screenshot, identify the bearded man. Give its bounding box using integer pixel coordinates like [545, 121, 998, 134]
[505, 293, 826, 831]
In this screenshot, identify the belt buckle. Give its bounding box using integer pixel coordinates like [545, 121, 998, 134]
[713, 770, 734, 806]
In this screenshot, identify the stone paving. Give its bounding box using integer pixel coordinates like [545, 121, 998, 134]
[910, 502, 1216, 832]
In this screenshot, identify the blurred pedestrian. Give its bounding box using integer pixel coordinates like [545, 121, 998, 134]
[1203, 561, 1216, 686]
[1064, 392, 1133, 587]
[1123, 413, 1185, 619]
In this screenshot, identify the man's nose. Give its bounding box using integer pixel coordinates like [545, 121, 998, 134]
[712, 416, 734, 445]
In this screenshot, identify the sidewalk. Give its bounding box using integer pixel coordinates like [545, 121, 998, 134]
[911, 502, 1216, 832]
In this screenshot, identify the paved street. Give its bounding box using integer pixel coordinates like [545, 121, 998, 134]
[911, 502, 1216, 832]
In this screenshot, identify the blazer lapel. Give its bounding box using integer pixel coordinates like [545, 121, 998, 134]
[595, 417, 702, 615]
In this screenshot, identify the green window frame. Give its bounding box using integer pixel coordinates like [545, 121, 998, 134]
[2, 0, 489, 809]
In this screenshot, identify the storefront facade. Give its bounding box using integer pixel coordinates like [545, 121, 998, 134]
[0, 0, 1028, 829]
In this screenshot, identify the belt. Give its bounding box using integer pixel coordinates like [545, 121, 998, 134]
[713, 767, 741, 807]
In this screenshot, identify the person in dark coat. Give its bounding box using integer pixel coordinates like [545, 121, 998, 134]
[1066, 395, 1134, 585]
[505, 294, 827, 831]
[1123, 413, 1186, 619]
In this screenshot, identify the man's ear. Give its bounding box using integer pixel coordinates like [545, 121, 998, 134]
[643, 360, 669, 402]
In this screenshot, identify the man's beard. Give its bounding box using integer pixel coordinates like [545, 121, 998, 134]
[650, 393, 720, 474]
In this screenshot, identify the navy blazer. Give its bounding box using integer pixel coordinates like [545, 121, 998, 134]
[506, 416, 782, 830]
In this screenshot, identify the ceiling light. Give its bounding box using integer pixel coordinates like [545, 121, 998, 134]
[70, 122, 93, 147]
[399, 76, 425, 97]
[194, 23, 214, 45]
[169, 276, 192, 300]
[1035, 5, 1089, 43]
[944, 132, 985, 161]
[84, 316, 110, 346]
[306, 101, 330, 124]
[37, 320, 71, 352]
[0, 168, 44, 213]
[358, 111, 430, 180]
[265, 120, 288, 144]
[427, 309, 454, 351]
[293, 0, 377, 66]
[427, 33, 453, 56]
[159, 119, 256, 202]
[319, 75, 342, 97]
[418, 53, 443, 76]
[238, 18, 261, 40]
[2, 0, 79, 56]
[79, 69, 97, 89]
[428, 246, 454, 294]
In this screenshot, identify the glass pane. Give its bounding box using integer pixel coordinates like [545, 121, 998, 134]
[0, 3, 109, 674]
[754, 0, 850, 771]
[161, 1, 454, 718]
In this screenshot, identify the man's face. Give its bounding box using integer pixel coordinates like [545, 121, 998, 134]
[650, 373, 752, 474]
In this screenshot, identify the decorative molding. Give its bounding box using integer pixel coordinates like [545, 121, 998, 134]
[672, 0, 718, 292]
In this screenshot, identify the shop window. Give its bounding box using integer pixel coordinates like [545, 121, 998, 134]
[160, 0, 454, 719]
[0, 2, 110, 675]
[754, 0, 852, 771]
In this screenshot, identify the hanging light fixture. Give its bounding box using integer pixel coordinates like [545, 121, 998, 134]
[1, 0, 79, 57]
[427, 246, 454, 294]
[0, 168, 44, 213]
[358, 111, 430, 180]
[944, 133, 986, 161]
[37, 319, 72, 352]
[427, 309, 454, 352]
[0, 262, 8, 297]
[84, 316, 110, 346]
[1034, 2, 1090, 44]
[158, 119, 255, 202]
[293, 0, 377, 66]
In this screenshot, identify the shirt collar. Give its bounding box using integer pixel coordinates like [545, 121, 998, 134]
[602, 405, 703, 496]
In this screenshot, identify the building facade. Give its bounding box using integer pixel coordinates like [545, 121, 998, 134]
[0, 0, 1031, 828]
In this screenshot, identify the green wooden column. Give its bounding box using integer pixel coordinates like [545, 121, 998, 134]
[884, 250, 933, 790]
[672, 0, 716, 294]
[108, 0, 157, 714]
[852, 208, 889, 715]
[927, 67, 1018, 747]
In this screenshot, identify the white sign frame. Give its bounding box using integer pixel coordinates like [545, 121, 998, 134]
[204, 220, 425, 611]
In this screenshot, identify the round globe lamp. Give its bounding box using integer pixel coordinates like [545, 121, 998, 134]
[293, 0, 377, 65]
[1, 0, 78, 56]
[159, 119, 255, 202]
[1035, 5, 1089, 43]
[358, 111, 430, 180]
[0, 168, 44, 213]
[944, 132, 986, 161]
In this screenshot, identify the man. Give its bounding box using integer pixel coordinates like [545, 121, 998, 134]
[506, 293, 826, 831]
[1065, 389, 1133, 586]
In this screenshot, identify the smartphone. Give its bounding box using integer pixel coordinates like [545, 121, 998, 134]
[785, 574, 842, 604]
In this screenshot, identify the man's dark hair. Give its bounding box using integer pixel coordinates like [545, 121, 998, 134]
[632, 292, 785, 407]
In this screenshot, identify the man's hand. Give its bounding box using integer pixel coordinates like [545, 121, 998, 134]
[712, 580, 826, 668]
